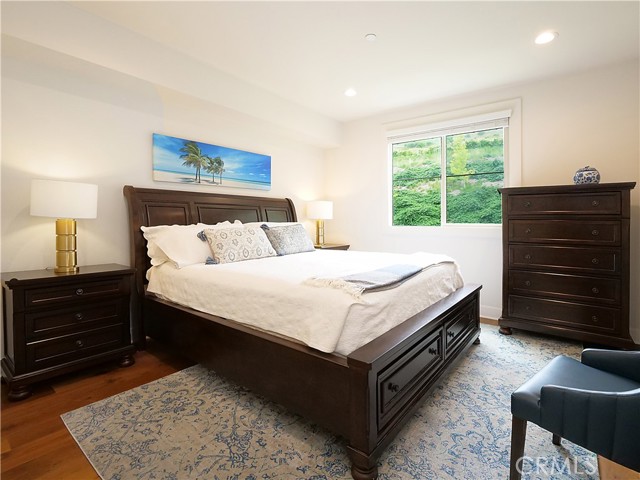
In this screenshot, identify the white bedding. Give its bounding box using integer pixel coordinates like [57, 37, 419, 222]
[146, 250, 464, 355]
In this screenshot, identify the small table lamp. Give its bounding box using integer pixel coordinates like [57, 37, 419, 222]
[307, 200, 333, 246]
[30, 179, 98, 273]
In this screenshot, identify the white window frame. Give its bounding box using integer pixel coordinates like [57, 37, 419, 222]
[386, 98, 522, 229]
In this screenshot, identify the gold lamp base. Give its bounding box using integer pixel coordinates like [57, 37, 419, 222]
[55, 218, 78, 274]
[315, 219, 325, 246]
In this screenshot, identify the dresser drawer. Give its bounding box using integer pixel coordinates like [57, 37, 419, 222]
[24, 279, 125, 309]
[507, 192, 621, 216]
[25, 299, 125, 340]
[508, 295, 619, 333]
[378, 328, 443, 429]
[26, 324, 126, 370]
[509, 220, 620, 246]
[509, 245, 620, 274]
[509, 271, 621, 304]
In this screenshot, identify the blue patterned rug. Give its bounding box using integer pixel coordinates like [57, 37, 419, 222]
[62, 324, 598, 479]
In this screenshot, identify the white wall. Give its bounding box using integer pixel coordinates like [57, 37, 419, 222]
[325, 60, 640, 341]
[1, 41, 327, 273]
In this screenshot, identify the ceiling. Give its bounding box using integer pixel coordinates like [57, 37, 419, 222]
[40, 2, 640, 122]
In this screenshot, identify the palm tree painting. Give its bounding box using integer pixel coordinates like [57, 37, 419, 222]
[152, 133, 270, 190]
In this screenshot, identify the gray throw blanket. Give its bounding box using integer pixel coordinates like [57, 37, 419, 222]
[305, 263, 423, 298]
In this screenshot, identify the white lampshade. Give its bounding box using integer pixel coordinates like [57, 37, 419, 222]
[307, 200, 333, 220]
[30, 179, 98, 219]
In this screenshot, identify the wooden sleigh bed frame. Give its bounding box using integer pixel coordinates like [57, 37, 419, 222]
[123, 185, 482, 479]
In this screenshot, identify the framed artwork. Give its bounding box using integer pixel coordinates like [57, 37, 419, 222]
[152, 133, 271, 191]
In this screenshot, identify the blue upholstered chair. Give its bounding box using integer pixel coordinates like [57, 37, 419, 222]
[509, 349, 640, 480]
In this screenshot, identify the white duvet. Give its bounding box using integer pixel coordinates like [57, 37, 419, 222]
[146, 250, 464, 355]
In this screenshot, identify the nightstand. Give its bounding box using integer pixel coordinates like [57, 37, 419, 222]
[315, 244, 350, 251]
[1, 264, 136, 401]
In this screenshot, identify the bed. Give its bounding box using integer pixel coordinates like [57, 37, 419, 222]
[123, 185, 481, 479]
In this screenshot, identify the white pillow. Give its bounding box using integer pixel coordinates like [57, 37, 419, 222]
[141, 221, 240, 268]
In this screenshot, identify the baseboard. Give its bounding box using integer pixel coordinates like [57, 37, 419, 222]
[480, 317, 498, 326]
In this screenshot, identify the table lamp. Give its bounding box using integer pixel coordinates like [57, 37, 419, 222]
[307, 200, 333, 246]
[30, 179, 98, 273]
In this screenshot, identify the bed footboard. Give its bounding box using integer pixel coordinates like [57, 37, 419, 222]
[346, 284, 481, 479]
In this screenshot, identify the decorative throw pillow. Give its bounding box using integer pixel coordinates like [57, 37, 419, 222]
[203, 225, 276, 264]
[260, 223, 315, 256]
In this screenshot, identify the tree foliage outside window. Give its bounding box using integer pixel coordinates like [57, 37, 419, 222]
[392, 127, 504, 226]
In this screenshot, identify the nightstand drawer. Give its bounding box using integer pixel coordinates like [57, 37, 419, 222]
[26, 324, 125, 370]
[509, 220, 620, 246]
[507, 192, 621, 216]
[26, 299, 125, 340]
[24, 279, 125, 308]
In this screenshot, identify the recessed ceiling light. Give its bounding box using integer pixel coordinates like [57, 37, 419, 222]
[344, 88, 357, 97]
[535, 30, 559, 45]
[364, 33, 377, 42]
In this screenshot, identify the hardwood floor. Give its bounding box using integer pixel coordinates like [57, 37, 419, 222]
[1, 341, 194, 480]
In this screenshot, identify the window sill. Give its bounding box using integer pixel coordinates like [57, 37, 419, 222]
[387, 223, 502, 239]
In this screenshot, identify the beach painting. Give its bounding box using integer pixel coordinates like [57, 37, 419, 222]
[152, 133, 271, 191]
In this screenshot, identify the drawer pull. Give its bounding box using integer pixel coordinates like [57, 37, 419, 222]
[387, 383, 400, 393]
[75, 288, 84, 296]
[74, 313, 84, 321]
[592, 287, 600, 294]
[75, 339, 84, 348]
[592, 200, 600, 207]
[591, 315, 599, 323]
[525, 228, 532, 234]
[428, 347, 437, 355]
[524, 280, 531, 287]
[524, 254, 532, 260]
[592, 258, 599, 265]
[591, 229, 599, 236]
[524, 201, 531, 208]
[447, 331, 455, 338]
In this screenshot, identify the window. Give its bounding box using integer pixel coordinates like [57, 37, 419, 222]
[390, 113, 508, 226]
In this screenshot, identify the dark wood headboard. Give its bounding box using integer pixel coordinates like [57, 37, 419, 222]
[123, 185, 297, 340]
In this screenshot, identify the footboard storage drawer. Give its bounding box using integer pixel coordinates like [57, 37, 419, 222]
[499, 183, 635, 348]
[377, 328, 443, 430]
[445, 301, 477, 357]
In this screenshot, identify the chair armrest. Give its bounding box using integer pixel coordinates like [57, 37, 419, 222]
[581, 349, 640, 382]
[540, 386, 640, 471]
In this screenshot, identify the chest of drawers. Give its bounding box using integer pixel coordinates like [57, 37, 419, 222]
[1, 264, 136, 400]
[498, 183, 636, 348]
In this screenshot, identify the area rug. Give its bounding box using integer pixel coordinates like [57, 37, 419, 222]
[62, 325, 598, 479]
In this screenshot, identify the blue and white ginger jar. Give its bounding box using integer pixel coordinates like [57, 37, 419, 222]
[573, 166, 600, 184]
